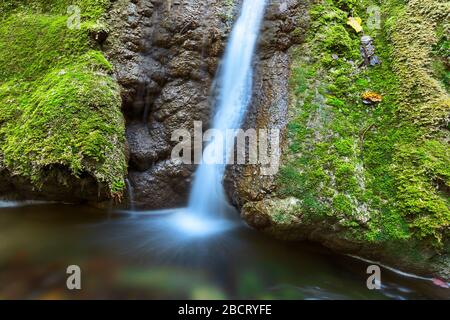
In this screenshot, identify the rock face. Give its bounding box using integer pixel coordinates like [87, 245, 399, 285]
[105, 0, 234, 209]
[232, 0, 449, 280]
[0, 165, 109, 203]
[106, 0, 308, 209]
[225, 1, 309, 209]
[360, 36, 381, 67]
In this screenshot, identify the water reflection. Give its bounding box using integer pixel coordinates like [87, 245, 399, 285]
[0, 203, 448, 299]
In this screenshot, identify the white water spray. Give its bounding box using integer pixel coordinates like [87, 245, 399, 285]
[187, 0, 267, 218]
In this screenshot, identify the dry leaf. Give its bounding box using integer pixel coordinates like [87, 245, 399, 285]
[362, 91, 383, 104]
[347, 17, 363, 33]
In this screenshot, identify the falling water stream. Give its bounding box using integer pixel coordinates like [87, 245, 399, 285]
[162, 0, 269, 236]
[149, 0, 269, 236]
[125, 178, 135, 211]
[188, 0, 267, 218]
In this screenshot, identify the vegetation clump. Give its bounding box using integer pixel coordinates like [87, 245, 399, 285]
[0, 0, 126, 198]
[276, 0, 449, 254]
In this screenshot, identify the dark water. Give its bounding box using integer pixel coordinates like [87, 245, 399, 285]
[0, 202, 448, 300]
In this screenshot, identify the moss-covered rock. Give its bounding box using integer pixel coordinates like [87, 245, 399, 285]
[242, 0, 449, 279]
[0, 0, 126, 201]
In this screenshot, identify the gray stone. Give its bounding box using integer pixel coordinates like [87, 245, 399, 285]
[360, 35, 381, 67]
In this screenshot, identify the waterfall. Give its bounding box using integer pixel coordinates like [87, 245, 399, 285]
[187, 0, 267, 217]
[125, 178, 135, 211]
[147, 0, 268, 237]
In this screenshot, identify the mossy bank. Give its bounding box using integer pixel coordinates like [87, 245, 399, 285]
[0, 0, 126, 202]
[242, 0, 449, 279]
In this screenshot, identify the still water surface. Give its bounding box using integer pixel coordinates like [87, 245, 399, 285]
[0, 202, 448, 299]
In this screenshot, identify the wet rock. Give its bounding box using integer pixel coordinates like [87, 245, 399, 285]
[128, 160, 194, 209]
[89, 28, 108, 44]
[104, 0, 309, 209]
[242, 197, 302, 231]
[105, 0, 230, 208]
[0, 164, 109, 203]
[360, 35, 381, 67]
[225, 0, 309, 208]
[167, 51, 203, 80]
[126, 122, 169, 172]
[259, 0, 308, 55]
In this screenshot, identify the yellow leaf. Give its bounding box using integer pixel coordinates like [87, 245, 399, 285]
[347, 17, 363, 33]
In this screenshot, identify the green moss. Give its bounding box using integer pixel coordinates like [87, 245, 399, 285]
[333, 194, 353, 217]
[277, 0, 449, 249]
[219, 0, 236, 23]
[334, 138, 354, 157]
[323, 25, 360, 59]
[334, 0, 359, 11]
[1, 0, 111, 19]
[389, 0, 450, 129]
[432, 25, 449, 91]
[0, 1, 126, 198]
[335, 162, 358, 192]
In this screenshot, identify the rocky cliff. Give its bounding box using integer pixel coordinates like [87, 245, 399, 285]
[104, 0, 234, 209]
[104, 0, 307, 210]
[237, 0, 450, 279]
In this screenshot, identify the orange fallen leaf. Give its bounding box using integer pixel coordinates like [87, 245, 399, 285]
[362, 91, 383, 103]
